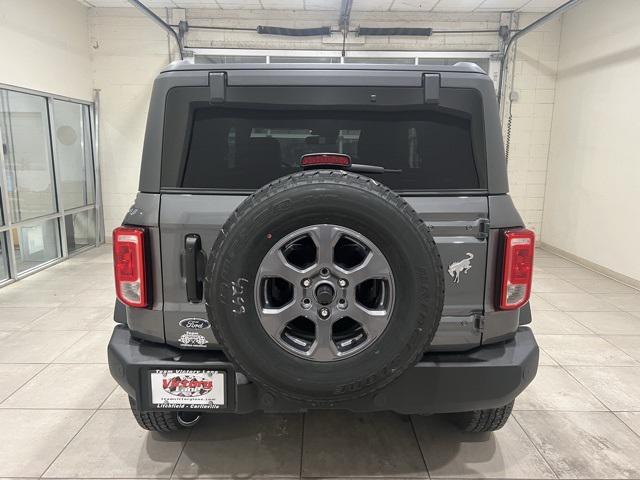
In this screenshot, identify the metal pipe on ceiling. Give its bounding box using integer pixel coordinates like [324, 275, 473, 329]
[127, 0, 184, 60]
[497, 0, 583, 104]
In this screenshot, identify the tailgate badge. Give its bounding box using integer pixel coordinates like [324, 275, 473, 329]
[179, 318, 210, 329]
[448, 253, 474, 284]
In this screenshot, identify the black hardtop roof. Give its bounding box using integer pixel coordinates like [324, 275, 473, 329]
[161, 59, 487, 75]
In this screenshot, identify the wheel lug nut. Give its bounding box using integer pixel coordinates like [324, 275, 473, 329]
[302, 278, 311, 288]
[338, 278, 348, 288]
[319, 308, 330, 318]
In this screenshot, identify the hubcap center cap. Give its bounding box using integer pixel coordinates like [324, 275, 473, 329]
[315, 283, 335, 305]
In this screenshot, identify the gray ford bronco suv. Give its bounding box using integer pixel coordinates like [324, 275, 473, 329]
[108, 61, 538, 433]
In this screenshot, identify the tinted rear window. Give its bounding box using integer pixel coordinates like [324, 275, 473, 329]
[179, 108, 480, 191]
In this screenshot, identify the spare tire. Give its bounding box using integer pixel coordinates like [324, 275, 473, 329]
[205, 170, 444, 402]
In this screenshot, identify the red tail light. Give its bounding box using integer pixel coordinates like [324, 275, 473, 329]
[498, 229, 535, 310]
[113, 226, 148, 308]
[301, 153, 351, 168]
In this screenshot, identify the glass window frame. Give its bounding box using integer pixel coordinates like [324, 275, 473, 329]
[0, 83, 103, 287]
[190, 48, 501, 88]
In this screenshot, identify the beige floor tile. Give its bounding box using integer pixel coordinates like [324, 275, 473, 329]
[0, 306, 49, 331]
[300, 411, 426, 478]
[536, 335, 637, 366]
[615, 412, 640, 436]
[530, 310, 592, 335]
[66, 288, 116, 308]
[536, 293, 615, 312]
[514, 366, 606, 411]
[15, 272, 108, 294]
[44, 410, 188, 478]
[529, 294, 558, 312]
[0, 364, 46, 403]
[26, 307, 113, 331]
[0, 288, 77, 307]
[596, 293, 640, 312]
[566, 366, 640, 411]
[174, 413, 303, 478]
[566, 311, 640, 335]
[1, 364, 116, 409]
[534, 257, 580, 269]
[566, 276, 639, 294]
[0, 409, 92, 477]
[538, 348, 558, 366]
[53, 330, 113, 363]
[101, 385, 131, 409]
[0, 332, 9, 341]
[543, 267, 604, 281]
[0, 330, 88, 363]
[532, 277, 584, 294]
[603, 335, 640, 362]
[95, 315, 118, 331]
[412, 415, 555, 479]
[514, 411, 640, 479]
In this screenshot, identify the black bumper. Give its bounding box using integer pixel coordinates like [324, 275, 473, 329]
[108, 324, 538, 414]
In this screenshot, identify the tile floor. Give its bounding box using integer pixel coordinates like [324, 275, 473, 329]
[1, 245, 640, 479]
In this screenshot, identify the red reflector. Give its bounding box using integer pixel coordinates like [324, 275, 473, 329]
[300, 153, 351, 168]
[113, 226, 148, 308]
[498, 229, 535, 310]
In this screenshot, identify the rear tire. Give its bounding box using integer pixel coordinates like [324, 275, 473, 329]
[128, 397, 200, 432]
[449, 401, 514, 433]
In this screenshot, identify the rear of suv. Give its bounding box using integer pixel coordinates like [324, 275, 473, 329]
[108, 61, 538, 433]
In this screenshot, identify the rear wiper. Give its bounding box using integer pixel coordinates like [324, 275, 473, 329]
[348, 163, 402, 174]
[300, 153, 402, 174]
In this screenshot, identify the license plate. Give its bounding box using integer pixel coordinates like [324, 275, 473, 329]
[149, 369, 225, 409]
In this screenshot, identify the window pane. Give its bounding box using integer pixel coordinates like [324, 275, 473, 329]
[65, 209, 96, 254]
[11, 218, 61, 274]
[0, 233, 9, 282]
[270, 56, 340, 63]
[344, 57, 414, 64]
[52, 101, 95, 210]
[196, 55, 266, 64]
[0, 90, 57, 222]
[179, 107, 480, 191]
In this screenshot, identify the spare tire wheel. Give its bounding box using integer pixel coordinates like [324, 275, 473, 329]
[205, 170, 444, 402]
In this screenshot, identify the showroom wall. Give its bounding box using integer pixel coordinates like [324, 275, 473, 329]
[504, 13, 561, 236]
[91, 7, 561, 238]
[540, 0, 640, 283]
[0, 0, 93, 101]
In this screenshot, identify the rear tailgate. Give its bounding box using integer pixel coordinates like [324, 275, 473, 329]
[157, 67, 493, 352]
[160, 194, 488, 351]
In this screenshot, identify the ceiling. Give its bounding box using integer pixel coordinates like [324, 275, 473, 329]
[78, 0, 569, 13]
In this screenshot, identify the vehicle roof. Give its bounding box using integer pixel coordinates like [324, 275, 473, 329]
[161, 60, 488, 75]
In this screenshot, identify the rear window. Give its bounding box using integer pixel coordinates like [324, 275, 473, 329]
[162, 88, 486, 192]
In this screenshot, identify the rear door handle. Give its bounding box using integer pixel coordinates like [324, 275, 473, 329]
[184, 234, 206, 303]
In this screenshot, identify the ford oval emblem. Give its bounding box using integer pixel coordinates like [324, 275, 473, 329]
[179, 317, 210, 329]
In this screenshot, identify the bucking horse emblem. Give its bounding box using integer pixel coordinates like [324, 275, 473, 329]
[448, 253, 474, 284]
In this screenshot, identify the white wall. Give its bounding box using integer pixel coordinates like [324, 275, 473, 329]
[0, 0, 93, 101]
[541, 0, 640, 282]
[505, 13, 561, 236]
[89, 7, 173, 236]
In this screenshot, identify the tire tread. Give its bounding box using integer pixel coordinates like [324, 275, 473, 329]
[452, 401, 514, 433]
[205, 170, 445, 403]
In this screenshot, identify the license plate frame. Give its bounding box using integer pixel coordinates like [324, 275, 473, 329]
[146, 368, 232, 411]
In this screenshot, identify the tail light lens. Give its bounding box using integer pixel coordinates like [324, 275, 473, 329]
[300, 153, 351, 168]
[113, 226, 148, 308]
[498, 229, 535, 310]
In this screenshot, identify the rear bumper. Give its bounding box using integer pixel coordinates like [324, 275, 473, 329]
[108, 324, 538, 414]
